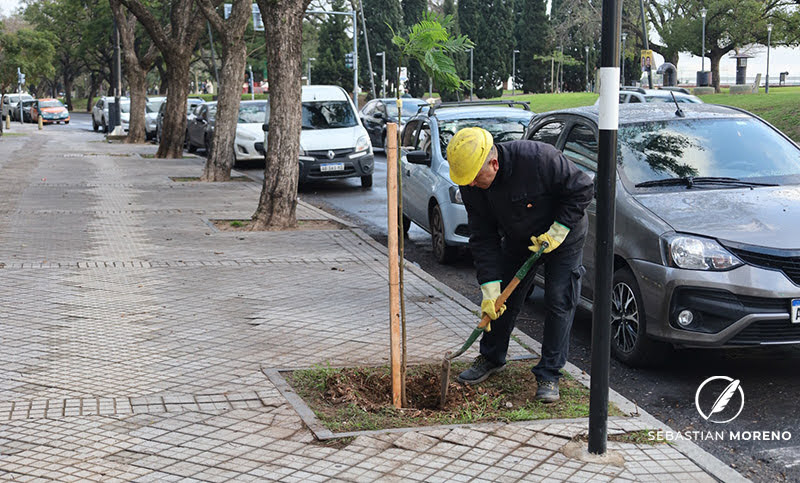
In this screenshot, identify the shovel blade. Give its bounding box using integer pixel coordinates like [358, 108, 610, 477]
[439, 352, 451, 408]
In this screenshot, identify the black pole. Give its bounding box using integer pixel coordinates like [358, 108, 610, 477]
[589, 0, 621, 455]
[638, 0, 653, 88]
[112, 17, 121, 130]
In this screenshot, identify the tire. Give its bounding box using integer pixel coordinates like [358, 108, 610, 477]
[102, 118, 108, 133]
[610, 267, 670, 367]
[187, 132, 197, 153]
[402, 214, 412, 235]
[65, 121, 69, 125]
[93, 118, 98, 131]
[361, 174, 373, 188]
[430, 203, 458, 264]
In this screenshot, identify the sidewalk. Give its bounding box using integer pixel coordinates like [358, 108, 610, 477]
[0, 124, 743, 481]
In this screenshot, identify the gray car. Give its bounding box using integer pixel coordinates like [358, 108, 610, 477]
[525, 103, 800, 366]
[401, 101, 534, 263]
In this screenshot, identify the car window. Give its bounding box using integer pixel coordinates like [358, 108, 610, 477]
[415, 122, 432, 154]
[196, 106, 206, 118]
[96, 100, 103, 108]
[529, 121, 565, 146]
[361, 101, 375, 116]
[629, 95, 643, 103]
[238, 102, 267, 123]
[386, 100, 425, 119]
[618, 118, 800, 188]
[301, 101, 357, 129]
[402, 119, 421, 148]
[439, 115, 532, 156]
[39, 100, 63, 108]
[563, 124, 597, 171]
[207, 105, 217, 119]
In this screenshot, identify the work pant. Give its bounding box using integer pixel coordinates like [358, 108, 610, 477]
[479, 236, 586, 382]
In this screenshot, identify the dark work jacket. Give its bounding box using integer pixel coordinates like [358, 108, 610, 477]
[460, 140, 594, 285]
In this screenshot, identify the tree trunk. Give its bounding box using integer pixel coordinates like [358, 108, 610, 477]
[711, 53, 722, 93]
[251, 0, 310, 229]
[157, 63, 190, 158]
[87, 74, 100, 112]
[63, 74, 74, 111]
[126, 68, 148, 143]
[199, 0, 251, 182]
[157, 63, 168, 95]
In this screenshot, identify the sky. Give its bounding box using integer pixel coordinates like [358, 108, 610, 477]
[0, 0, 19, 17]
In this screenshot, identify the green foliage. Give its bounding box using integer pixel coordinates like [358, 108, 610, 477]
[391, 12, 473, 96]
[358, 0, 402, 97]
[458, 0, 514, 98]
[401, 0, 427, 97]
[311, 0, 353, 92]
[514, 0, 552, 94]
[0, 29, 56, 94]
[438, 0, 467, 101]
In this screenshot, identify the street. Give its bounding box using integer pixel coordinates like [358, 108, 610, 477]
[60, 113, 800, 481]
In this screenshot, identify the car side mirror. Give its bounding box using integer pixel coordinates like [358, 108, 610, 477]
[262, 123, 269, 132]
[406, 150, 431, 167]
[373, 112, 384, 119]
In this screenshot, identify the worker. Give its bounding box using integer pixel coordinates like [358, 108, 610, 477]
[447, 127, 593, 403]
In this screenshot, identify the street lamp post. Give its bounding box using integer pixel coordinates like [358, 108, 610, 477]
[585, 46, 590, 92]
[469, 48, 474, 101]
[512, 49, 519, 96]
[701, 8, 707, 73]
[766, 24, 772, 94]
[376, 52, 385, 98]
[307, 57, 315, 86]
[621, 32, 627, 84]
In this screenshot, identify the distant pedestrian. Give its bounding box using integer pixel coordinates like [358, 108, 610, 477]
[206, 80, 214, 95]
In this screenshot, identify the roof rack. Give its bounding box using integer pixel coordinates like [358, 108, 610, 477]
[658, 86, 691, 95]
[620, 86, 647, 94]
[423, 100, 531, 116]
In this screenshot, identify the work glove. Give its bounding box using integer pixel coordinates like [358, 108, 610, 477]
[529, 222, 570, 254]
[480, 281, 506, 331]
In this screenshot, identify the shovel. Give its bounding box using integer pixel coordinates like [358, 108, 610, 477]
[439, 242, 548, 408]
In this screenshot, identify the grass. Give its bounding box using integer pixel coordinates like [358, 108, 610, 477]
[287, 360, 623, 434]
[697, 85, 800, 142]
[490, 92, 599, 112]
[0, 132, 26, 137]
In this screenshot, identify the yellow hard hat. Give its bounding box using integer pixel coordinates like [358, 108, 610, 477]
[446, 127, 494, 185]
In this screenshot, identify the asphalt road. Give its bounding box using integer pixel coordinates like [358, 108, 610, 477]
[61, 114, 799, 481]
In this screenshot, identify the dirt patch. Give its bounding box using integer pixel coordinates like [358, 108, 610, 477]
[211, 219, 345, 231]
[169, 176, 252, 182]
[287, 361, 623, 433]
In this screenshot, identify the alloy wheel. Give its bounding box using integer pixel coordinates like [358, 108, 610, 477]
[611, 281, 639, 353]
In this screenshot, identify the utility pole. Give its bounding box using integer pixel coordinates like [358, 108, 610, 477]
[307, 57, 315, 86]
[638, 0, 653, 88]
[512, 49, 519, 96]
[585, 46, 590, 92]
[357, 0, 376, 100]
[376, 52, 386, 98]
[469, 48, 474, 101]
[590, 0, 621, 456]
[248, 64, 255, 100]
[307, 10, 360, 108]
[621, 32, 627, 84]
[766, 24, 772, 94]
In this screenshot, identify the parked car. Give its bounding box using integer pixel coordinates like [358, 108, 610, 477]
[400, 101, 534, 263]
[598, 87, 703, 105]
[92, 96, 129, 132]
[234, 100, 268, 163]
[156, 97, 204, 143]
[32, 98, 70, 124]
[145, 96, 166, 139]
[19, 99, 38, 122]
[261, 85, 374, 187]
[186, 101, 217, 153]
[3, 93, 33, 121]
[359, 97, 427, 149]
[524, 103, 800, 366]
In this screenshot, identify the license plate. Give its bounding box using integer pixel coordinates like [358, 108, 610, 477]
[320, 162, 344, 172]
[792, 299, 800, 324]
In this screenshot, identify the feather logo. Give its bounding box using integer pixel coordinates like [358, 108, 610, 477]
[695, 376, 745, 424]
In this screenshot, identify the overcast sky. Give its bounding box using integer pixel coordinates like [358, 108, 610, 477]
[0, 0, 20, 16]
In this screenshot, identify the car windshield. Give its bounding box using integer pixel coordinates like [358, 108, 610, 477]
[384, 101, 426, 118]
[39, 100, 63, 108]
[618, 118, 800, 188]
[439, 116, 531, 154]
[146, 99, 164, 113]
[239, 102, 267, 123]
[301, 101, 357, 129]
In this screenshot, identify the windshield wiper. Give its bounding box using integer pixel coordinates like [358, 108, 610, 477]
[635, 176, 778, 188]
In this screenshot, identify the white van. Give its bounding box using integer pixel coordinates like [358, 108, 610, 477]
[262, 85, 374, 187]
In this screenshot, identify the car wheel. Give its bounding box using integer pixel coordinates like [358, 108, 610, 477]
[610, 267, 669, 367]
[430, 203, 458, 264]
[402, 214, 412, 235]
[102, 118, 108, 133]
[361, 175, 373, 188]
[187, 133, 197, 153]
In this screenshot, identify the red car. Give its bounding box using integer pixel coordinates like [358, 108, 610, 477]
[32, 98, 71, 124]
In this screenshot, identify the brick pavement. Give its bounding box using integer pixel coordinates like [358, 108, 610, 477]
[0, 124, 742, 481]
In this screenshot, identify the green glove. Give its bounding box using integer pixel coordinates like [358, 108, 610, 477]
[529, 222, 570, 254]
[480, 281, 506, 329]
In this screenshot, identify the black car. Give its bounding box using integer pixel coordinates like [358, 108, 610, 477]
[359, 97, 427, 149]
[186, 102, 217, 153]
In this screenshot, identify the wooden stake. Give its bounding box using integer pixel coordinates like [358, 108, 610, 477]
[386, 122, 402, 409]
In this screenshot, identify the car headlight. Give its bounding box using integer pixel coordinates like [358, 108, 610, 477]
[663, 235, 743, 271]
[238, 132, 257, 141]
[449, 186, 464, 205]
[355, 134, 370, 153]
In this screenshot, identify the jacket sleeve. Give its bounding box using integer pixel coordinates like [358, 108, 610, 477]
[461, 186, 503, 285]
[540, 146, 594, 230]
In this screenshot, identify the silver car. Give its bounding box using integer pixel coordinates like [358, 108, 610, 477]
[400, 102, 534, 263]
[525, 103, 800, 366]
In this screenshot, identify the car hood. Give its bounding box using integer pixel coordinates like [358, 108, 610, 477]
[299, 126, 365, 151]
[634, 185, 800, 249]
[145, 112, 158, 121]
[236, 123, 263, 139]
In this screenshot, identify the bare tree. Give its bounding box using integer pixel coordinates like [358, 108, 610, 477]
[251, 0, 312, 229]
[109, 0, 159, 144]
[116, 0, 206, 158]
[197, 0, 251, 181]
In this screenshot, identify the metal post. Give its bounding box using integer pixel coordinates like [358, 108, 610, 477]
[512, 49, 519, 96]
[701, 9, 707, 73]
[352, 10, 359, 109]
[248, 64, 255, 100]
[590, 0, 621, 456]
[17, 67, 23, 125]
[207, 22, 220, 89]
[585, 46, 590, 91]
[469, 48, 474, 101]
[112, 17, 121, 130]
[766, 24, 772, 94]
[638, 0, 652, 88]
[358, 0, 376, 100]
[621, 32, 627, 84]
[378, 52, 386, 98]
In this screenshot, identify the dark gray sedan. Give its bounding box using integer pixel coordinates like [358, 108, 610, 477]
[525, 103, 800, 366]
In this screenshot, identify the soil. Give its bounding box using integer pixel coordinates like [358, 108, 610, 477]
[169, 176, 251, 182]
[287, 361, 623, 433]
[211, 219, 346, 232]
